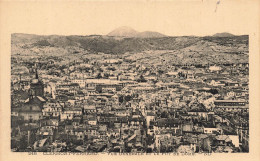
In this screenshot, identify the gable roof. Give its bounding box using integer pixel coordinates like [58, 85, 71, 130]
[215, 135, 232, 142]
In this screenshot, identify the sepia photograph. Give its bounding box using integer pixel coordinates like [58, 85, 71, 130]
[1, 0, 260, 161]
[10, 29, 249, 153]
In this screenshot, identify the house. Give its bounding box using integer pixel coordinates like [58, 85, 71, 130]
[187, 104, 208, 120]
[85, 125, 98, 139]
[83, 105, 96, 114]
[42, 102, 62, 117]
[71, 79, 86, 88]
[97, 125, 108, 140]
[82, 115, 97, 126]
[74, 128, 85, 140]
[182, 135, 198, 152]
[209, 65, 222, 72]
[11, 108, 20, 117]
[114, 109, 130, 117]
[68, 83, 80, 94]
[206, 79, 226, 87]
[72, 117, 82, 127]
[16, 80, 31, 91]
[33, 138, 49, 151]
[203, 127, 222, 134]
[214, 100, 248, 113]
[145, 112, 156, 127]
[182, 123, 194, 134]
[186, 70, 195, 80]
[128, 117, 145, 129]
[154, 134, 173, 152]
[40, 119, 59, 129]
[60, 108, 82, 121]
[182, 91, 194, 101]
[108, 129, 121, 138]
[154, 118, 180, 135]
[88, 117, 97, 126]
[36, 127, 54, 143]
[213, 135, 234, 149]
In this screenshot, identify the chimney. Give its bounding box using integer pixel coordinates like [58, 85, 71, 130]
[19, 74, 21, 83]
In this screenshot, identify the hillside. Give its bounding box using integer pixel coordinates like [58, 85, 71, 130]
[136, 31, 166, 38]
[11, 33, 249, 65]
[213, 32, 235, 37]
[107, 26, 167, 38]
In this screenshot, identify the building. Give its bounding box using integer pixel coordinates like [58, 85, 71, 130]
[30, 69, 44, 97]
[214, 100, 248, 113]
[19, 96, 46, 122]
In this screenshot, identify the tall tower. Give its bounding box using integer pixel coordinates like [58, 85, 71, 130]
[30, 65, 44, 97]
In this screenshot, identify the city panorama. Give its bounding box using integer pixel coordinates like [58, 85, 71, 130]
[11, 27, 249, 153]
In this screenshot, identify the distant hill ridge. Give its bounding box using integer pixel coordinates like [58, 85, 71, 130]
[107, 26, 167, 38]
[11, 31, 249, 65]
[12, 32, 248, 55]
[213, 32, 235, 37]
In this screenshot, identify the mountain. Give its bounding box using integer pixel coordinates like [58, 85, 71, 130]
[11, 33, 43, 44]
[213, 32, 235, 37]
[11, 33, 248, 65]
[107, 26, 139, 37]
[107, 26, 167, 38]
[136, 31, 166, 38]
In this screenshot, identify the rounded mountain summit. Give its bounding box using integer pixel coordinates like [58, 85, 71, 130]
[107, 26, 167, 38]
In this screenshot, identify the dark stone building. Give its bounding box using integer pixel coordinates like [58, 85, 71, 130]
[30, 69, 44, 97]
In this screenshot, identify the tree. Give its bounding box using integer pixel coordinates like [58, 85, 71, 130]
[103, 73, 109, 78]
[125, 95, 132, 102]
[209, 89, 218, 95]
[96, 73, 102, 79]
[137, 75, 147, 82]
[152, 79, 158, 84]
[158, 69, 164, 75]
[160, 111, 169, 118]
[83, 58, 89, 63]
[119, 96, 124, 103]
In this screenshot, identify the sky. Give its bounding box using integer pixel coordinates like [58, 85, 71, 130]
[1, 0, 259, 36]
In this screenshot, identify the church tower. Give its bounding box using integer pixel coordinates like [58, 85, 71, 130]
[30, 65, 44, 97]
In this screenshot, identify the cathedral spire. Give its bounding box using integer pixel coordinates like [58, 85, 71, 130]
[34, 60, 39, 79]
[35, 68, 38, 79]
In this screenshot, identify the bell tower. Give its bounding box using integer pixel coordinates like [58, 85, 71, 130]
[30, 62, 44, 97]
